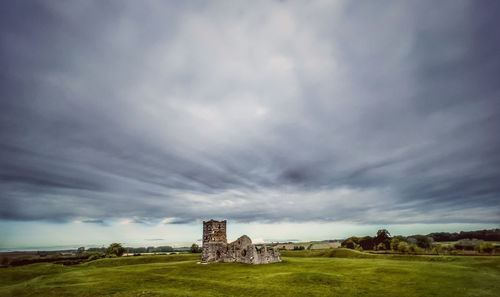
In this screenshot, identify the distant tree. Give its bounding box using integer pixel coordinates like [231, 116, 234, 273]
[407, 237, 417, 246]
[390, 238, 399, 251]
[376, 243, 386, 251]
[293, 245, 305, 250]
[157, 246, 174, 252]
[390, 236, 406, 251]
[343, 239, 355, 249]
[427, 229, 500, 242]
[77, 247, 85, 255]
[358, 236, 375, 250]
[397, 242, 409, 253]
[134, 247, 147, 253]
[374, 229, 391, 250]
[407, 235, 434, 249]
[341, 237, 360, 249]
[106, 243, 125, 257]
[190, 243, 201, 253]
[87, 247, 106, 253]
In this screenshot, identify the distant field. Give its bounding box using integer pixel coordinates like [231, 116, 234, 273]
[1, 250, 499, 296]
[437, 241, 500, 246]
[276, 240, 341, 250]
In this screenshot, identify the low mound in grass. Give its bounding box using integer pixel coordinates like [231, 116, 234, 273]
[281, 248, 376, 258]
[82, 253, 200, 268]
[280, 248, 493, 263]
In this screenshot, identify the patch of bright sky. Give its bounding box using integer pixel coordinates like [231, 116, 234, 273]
[1, 220, 497, 251]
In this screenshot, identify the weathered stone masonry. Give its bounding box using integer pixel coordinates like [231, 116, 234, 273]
[201, 219, 281, 264]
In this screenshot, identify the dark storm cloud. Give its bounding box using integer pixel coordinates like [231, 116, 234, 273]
[1, 0, 499, 225]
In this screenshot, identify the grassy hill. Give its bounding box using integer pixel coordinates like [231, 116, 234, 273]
[1, 250, 499, 296]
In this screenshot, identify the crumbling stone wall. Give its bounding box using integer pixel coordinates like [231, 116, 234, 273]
[201, 220, 281, 264]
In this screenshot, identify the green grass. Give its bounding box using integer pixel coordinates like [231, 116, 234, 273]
[1, 250, 499, 296]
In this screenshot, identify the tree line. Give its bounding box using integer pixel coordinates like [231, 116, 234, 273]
[341, 229, 497, 254]
[428, 229, 500, 242]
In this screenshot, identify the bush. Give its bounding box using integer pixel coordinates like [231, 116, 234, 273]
[354, 243, 363, 251]
[480, 242, 494, 254]
[408, 245, 417, 253]
[454, 239, 483, 251]
[0, 257, 10, 266]
[87, 253, 103, 261]
[444, 245, 456, 254]
[432, 244, 444, 255]
[293, 246, 305, 250]
[390, 237, 401, 251]
[376, 243, 386, 251]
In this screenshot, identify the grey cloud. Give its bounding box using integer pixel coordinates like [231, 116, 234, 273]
[0, 0, 499, 225]
[82, 219, 105, 224]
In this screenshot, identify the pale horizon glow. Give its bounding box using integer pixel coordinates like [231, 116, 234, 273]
[1, 220, 497, 251]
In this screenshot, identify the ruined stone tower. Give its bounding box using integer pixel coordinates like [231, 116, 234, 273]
[203, 219, 227, 244]
[201, 220, 227, 263]
[201, 219, 281, 264]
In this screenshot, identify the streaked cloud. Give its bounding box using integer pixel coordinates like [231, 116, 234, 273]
[0, 0, 499, 229]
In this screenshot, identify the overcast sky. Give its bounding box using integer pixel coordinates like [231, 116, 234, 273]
[1, 1, 499, 248]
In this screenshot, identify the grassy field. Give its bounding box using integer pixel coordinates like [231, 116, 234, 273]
[1, 250, 499, 296]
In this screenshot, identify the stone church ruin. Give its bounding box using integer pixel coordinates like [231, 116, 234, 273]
[201, 219, 281, 264]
